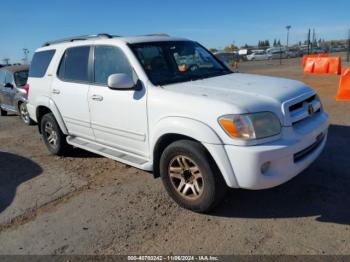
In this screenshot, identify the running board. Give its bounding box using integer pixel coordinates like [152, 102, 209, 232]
[66, 136, 151, 170]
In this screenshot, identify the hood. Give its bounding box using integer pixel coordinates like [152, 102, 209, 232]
[162, 73, 313, 113]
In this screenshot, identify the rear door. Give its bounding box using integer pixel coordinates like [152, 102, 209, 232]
[50, 46, 94, 140]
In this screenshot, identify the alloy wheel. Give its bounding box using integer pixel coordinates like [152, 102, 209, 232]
[44, 121, 58, 148]
[168, 155, 204, 200]
[20, 103, 30, 124]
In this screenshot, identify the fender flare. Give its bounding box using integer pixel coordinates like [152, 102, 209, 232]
[151, 117, 239, 188]
[150, 116, 223, 148]
[35, 96, 68, 135]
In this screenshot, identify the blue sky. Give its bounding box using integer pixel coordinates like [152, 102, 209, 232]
[2, 0, 349, 62]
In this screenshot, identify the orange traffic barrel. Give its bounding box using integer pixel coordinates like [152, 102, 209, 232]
[336, 68, 350, 101]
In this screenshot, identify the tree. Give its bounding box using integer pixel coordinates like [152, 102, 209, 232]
[223, 44, 237, 52]
[277, 39, 281, 46]
[209, 48, 218, 53]
[2, 58, 10, 65]
[273, 39, 277, 47]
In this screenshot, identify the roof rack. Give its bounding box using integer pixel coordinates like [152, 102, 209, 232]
[42, 33, 118, 47]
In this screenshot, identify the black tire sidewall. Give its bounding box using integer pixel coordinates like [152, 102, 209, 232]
[40, 113, 65, 155]
[160, 140, 224, 212]
[0, 108, 7, 116]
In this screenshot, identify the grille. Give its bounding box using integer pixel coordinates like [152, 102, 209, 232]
[288, 94, 322, 125]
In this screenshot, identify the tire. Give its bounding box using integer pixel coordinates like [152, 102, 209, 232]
[19, 102, 35, 125]
[40, 112, 69, 155]
[0, 107, 7, 116]
[160, 140, 227, 213]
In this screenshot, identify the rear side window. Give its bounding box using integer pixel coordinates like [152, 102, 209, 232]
[29, 50, 55, 78]
[14, 70, 29, 87]
[58, 46, 90, 82]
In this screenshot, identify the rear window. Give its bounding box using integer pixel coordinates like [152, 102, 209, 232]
[14, 70, 29, 87]
[58, 46, 90, 82]
[29, 50, 55, 78]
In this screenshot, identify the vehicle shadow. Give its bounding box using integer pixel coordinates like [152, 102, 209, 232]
[64, 147, 102, 159]
[0, 152, 43, 213]
[213, 124, 350, 225]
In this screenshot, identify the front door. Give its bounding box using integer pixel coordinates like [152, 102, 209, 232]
[51, 45, 94, 140]
[88, 45, 148, 158]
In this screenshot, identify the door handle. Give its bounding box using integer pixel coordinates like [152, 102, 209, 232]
[52, 89, 60, 94]
[91, 95, 103, 101]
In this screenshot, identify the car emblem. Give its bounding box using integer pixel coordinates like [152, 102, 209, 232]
[308, 104, 314, 115]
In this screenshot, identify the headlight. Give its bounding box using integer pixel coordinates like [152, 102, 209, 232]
[218, 112, 281, 140]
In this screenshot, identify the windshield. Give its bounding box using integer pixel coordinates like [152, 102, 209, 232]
[14, 70, 29, 87]
[130, 41, 232, 85]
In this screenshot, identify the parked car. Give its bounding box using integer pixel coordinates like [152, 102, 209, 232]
[266, 47, 288, 59]
[214, 51, 240, 64]
[286, 49, 300, 58]
[246, 50, 269, 61]
[329, 47, 346, 52]
[0, 65, 34, 125]
[27, 34, 329, 212]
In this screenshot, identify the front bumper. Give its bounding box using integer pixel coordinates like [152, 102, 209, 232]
[224, 112, 329, 189]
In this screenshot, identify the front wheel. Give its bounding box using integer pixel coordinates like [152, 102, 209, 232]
[40, 113, 69, 155]
[0, 107, 7, 116]
[19, 103, 34, 125]
[160, 140, 227, 212]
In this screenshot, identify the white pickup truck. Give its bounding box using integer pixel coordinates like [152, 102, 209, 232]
[27, 34, 329, 212]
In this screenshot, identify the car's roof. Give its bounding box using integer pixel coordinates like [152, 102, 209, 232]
[118, 35, 188, 44]
[0, 64, 29, 73]
[37, 34, 189, 51]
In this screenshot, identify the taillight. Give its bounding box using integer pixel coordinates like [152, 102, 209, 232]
[24, 84, 29, 95]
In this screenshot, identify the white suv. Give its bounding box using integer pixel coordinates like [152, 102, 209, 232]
[27, 33, 329, 212]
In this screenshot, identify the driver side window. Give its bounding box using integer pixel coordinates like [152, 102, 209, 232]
[5, 72, 14, 85]
[94, 45, 133, 85]
[0, 70, 5, 86]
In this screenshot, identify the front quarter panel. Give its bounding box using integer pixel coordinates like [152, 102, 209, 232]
[150, 116, 239, 188]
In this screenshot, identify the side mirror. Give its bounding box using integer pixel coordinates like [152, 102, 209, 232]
[107, 73, 135, 90]
[4, 83, 13, 88]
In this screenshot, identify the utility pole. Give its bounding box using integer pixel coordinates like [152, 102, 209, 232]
[308, 29, 310, 54]
[23, 48, 29, 65]
[311, 28, 316, 52]
[347, 29, 350, 63]
[286, 25, 291, 48]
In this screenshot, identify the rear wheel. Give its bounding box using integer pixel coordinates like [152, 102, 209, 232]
[40, 113, 69, 155]
[0, 107, 7, 116]
[160, 140, 227, 213]
[19, 102, 34, 125]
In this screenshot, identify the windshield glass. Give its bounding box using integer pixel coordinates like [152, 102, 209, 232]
[14, 70, 29, 87]
[130, 41, 232, 85]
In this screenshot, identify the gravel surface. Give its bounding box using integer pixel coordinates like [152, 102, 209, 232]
[0, 58, 349, 255]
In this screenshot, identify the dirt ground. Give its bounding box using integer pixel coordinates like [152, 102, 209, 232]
[0, 57, 349, 255]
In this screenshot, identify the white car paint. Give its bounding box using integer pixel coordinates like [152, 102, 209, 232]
[27, 35, 329, 190]
[246, 51, 269, 61]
